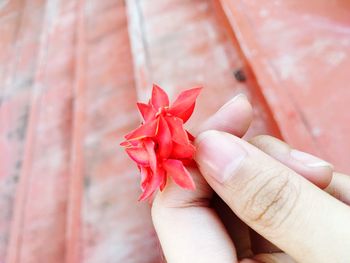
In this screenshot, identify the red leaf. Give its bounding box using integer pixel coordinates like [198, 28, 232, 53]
[170, 141, 195, 159]
[156, 116, 172, 158]
[137, 102, 156, 121]
[169, 87, 202, 123]
[163, 159, 195, 190]
[124, 118, 158, 140]
[165, 116, 189, 145]
[126, 147, 149, 165]
[151, 84, 169, 109]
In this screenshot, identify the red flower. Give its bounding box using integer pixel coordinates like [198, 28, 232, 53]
[121, 84, 202, 201]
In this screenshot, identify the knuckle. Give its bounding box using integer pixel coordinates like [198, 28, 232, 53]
[240, 168, 299, 230]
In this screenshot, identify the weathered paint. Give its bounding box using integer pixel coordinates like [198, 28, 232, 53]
[0, 0, 349, 262]
[221, 0, 350, 173]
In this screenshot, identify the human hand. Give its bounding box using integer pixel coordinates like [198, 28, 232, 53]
[152, 94, 350, 262]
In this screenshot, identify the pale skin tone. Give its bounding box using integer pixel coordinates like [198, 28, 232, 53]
[151, 94, 350, 263]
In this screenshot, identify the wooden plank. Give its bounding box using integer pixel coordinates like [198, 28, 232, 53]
[80, 1, 161, 262]
[127, 0, 280, 138]
[0, 0, 44, 261]
[6, 1, 76, 262]
[220, 0, 350, 172]
[65, 0, 86, 262]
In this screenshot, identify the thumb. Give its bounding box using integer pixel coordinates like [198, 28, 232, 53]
[195, 130, 350, 263]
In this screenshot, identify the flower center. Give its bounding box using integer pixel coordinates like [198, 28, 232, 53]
[155, 106, 169, 117]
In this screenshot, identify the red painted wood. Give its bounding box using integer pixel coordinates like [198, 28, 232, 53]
[65, 0, 86, 262]
[6, 1, 76, 262]
[127, 0, 281, 139]
[220, 0, 350, 173]
[81, 1, 161, 262]
[0, 0, 38, 259]
[1, 0, 348, 262]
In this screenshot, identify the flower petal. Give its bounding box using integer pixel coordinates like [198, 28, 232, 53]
[168, 87, 202, 123]
[186, 131, 195, 142]
[156, 116, 172, 158]
[138, 166, 165, 201]
[165, 116, 189, 145]
[120, 141, 132, 147]
[151, 84, 169, 109]
[124, 118, 158, 140]
[163, 159, 195, 190]
[160, 174, 167, 191]
[170, 142, 195, 159]
[144, 139, 157, 173]
[140, 166, 151, 191]
[137, 102, 156, 121]
[120, 140, 139, 147]
[126, 147, 149, 165]
[177, 103, 195, 123]
[180, 159, 196, 167]
[121, 85, 202, 201]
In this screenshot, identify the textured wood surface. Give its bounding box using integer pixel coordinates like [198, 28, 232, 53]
[221, 0, 350, 173]
[0, 0, 348, 262]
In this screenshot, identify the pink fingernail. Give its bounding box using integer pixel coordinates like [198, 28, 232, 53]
[290, 149, 333, 168]
[217, 93, 248, 113]
[195, 131, 247, 183]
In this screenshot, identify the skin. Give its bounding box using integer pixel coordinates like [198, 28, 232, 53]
[151, 94, 350, 263]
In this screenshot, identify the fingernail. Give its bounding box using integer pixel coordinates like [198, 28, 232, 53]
[218, 93, 248, 113]
[290, 149, 333, 168]
[195, 131, 247, 183]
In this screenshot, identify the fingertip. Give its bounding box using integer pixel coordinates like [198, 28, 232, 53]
[282, 149, 334, 189]
[194, 130, 247, 184]
[303, 166, 333, 189]
[197, 94, 253, 137]
[151, 167, 238, 263]
[249, 135, 333, 189]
